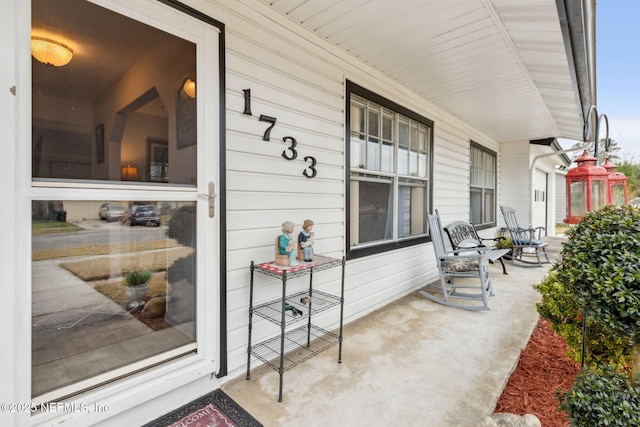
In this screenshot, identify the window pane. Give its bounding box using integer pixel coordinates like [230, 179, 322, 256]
[418, 153, 427, 178]
[350, 132, 365, 168]
[397, 147, 408, 175]
[409, 150, 419, 176]
[381, 141, 394, 173]
[352, 179, 393, 244]
[484, 189, 495, 223]
[470, 148, 478, 186]
[367, 138, 380, 170]
[32, 200, 196, 398]
[382, 112, 393, 141]
[410, 123, 418, 150]
[32, 0, 196, 185]
[418, 126, 426, 152]
[418, 126, 428, 178]
[351, 101, 366, 133]
[397, 180, 426, 238]
[368, 110, 380, 137]
[470, 188, 482, 224]
[399, 120, 409, 148]
[398, 186, 411, 237]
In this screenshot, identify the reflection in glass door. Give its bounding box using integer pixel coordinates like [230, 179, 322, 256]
[32, 200, 196, 399]
[30, 0, 218, 402]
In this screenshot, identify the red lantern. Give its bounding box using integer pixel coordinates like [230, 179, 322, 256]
[565, 150, 609, 224]
[602, 158, 629, 205]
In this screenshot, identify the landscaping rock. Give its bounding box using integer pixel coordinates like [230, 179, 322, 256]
[479, 413, 541, 427]
[142, 296, 166, 318]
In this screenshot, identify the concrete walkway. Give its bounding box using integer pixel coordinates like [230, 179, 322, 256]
[31, 260, 192, 398]
[222, 237, 565, 427]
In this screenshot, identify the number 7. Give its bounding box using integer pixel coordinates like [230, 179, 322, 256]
[259, 115, 277, 141]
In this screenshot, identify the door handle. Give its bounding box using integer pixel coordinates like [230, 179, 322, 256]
[208, 181, 217, 218]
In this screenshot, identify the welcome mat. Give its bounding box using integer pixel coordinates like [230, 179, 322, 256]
[143, 389, 263, 427]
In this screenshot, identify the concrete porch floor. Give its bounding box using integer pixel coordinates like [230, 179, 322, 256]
[222, 237, 565, 427]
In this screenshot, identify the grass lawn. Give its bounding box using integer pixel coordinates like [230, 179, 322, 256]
[59, 247, 193, 281]
[32, 220, 82, 235]
[33, 240, 182, 261]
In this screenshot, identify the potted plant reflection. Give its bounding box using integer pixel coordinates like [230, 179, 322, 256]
[123, 268, 152, 309]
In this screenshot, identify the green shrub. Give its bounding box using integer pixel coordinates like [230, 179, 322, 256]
[166, 205, 197, 284]
[167, 205, 196, 248]
[554, 204, 640, 346]
[559, 366, 640, 427]
[495, 228, 513, 250]
[534, 272, 631, 368]
[167, 253, 195, 284]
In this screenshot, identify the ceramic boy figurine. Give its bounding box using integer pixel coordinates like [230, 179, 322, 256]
[279, 221, 299, 267]
[298, 219, 314, 262]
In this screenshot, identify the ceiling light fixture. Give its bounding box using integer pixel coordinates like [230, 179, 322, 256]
[31, 36, 73, 67]
[182, 78, 196, 98]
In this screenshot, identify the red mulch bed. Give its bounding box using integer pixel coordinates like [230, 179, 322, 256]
[132, 309, 171, 331]
[495, 318, 581, 427]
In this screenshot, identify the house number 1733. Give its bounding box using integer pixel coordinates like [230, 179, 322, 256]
[244, 89, 317, 179]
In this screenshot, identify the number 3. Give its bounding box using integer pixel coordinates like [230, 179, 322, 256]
[282, 136, 298, 160]
[303, 156, 317, 178]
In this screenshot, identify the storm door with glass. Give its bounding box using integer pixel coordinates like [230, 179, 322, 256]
[30, 0, 219, 403]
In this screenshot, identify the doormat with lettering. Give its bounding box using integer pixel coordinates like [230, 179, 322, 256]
[143, 389, 263, 427]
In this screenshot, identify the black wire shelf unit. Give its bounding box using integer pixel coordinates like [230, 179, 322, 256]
[245, 255, 345, 402]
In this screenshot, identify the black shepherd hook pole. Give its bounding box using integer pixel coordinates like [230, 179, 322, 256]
[598, 113, 611, 158]
[581, 309, 587, 368]
[583, 105, 599, 157]
[584, 105, 612, 162]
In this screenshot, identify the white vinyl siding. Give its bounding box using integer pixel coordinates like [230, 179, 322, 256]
[220, 1, 496, 377]
[4, 1, 508, 424]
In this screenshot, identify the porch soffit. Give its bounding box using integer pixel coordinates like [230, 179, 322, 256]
[257, 0, 590, 143]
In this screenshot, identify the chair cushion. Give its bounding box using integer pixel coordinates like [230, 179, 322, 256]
[513, 238, 547, 247]
[441, 257, 486, 272]
[457, 240, 481, 249]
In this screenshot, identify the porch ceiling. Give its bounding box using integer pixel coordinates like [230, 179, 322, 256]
[257, 0, 591, 143]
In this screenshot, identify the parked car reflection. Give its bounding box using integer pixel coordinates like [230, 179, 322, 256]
[122, 203, 161, 227]
[98, 203, 125, 222]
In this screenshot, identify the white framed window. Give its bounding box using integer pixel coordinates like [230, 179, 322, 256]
[470, 142, 496, 227]
[347, 81, 433, 258]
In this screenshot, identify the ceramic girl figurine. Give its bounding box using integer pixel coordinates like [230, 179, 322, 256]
[298, 219, 314, 262]
[279, 221, 299, 267]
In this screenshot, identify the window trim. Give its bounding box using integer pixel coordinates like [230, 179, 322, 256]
[469, 141, 497, 230]
[346, 80, 434, 260]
